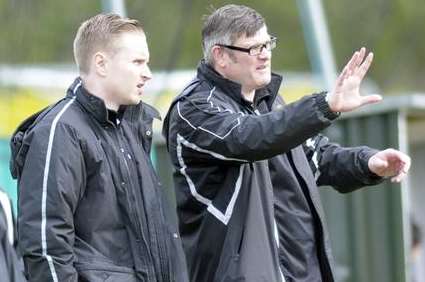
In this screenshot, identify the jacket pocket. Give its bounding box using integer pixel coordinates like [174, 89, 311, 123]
[220, 254, 244, 282]
[75, 261, 143, 282]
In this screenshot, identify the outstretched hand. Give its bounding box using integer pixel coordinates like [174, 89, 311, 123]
[327, 47, 382, 112]
[368, 149, 411, 183]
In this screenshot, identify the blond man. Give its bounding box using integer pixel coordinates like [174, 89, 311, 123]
[10, 14, 188, 282]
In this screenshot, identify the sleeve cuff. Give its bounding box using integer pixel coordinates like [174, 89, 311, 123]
[315, 92, 340, 120]
[359, 148, 385, 183]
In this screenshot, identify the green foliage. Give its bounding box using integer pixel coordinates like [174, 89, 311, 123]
[324, 0, 425, 93]
[0, 0, 424, 93]
[0, 0, 101, 63]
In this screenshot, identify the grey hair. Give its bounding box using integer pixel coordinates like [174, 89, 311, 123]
[202, 5, 265, 66]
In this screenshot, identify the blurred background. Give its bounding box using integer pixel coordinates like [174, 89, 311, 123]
[0, 0, 424, 281]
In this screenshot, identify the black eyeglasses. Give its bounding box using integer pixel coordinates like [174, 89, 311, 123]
[217, 36, 277, 56]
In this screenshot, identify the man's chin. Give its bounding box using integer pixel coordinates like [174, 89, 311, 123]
[122, 98, 142, 106]
[132, 95, 143, 103]
[257, 77, 271, 88]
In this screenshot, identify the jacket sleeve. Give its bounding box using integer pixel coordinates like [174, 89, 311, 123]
[168, 91, 338, 163]
[303, 134, 384, 193]
[18, 122, 84, 282]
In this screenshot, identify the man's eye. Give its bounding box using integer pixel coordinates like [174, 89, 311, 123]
[251, 45, 262, 52]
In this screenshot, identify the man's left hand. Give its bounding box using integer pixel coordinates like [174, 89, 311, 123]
[368, 149, 411, 183]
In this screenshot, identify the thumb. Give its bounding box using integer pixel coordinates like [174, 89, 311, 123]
[369, 157, 388, 175]
[361, 94, 383, 106]
[373, 158, 388, 168]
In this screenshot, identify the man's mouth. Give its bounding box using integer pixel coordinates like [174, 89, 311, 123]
[137, 83, 144, 96]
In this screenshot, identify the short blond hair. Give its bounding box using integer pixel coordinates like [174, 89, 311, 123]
[73, 13, 144, 74]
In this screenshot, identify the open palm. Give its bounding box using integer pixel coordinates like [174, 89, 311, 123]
[327, 47, 382, 112]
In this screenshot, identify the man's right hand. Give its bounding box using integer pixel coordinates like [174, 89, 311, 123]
[327, 47, 382, 113]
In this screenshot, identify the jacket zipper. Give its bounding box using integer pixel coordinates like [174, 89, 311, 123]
[247, 103, 287, 282]
[142, 150, 170, 282]
[119, 123, 171, 282]
[131, 109, 170, 282]
[113, 124, 155, 280]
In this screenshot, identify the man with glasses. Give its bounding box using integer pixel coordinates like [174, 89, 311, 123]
[163, 4, 410, 282]
[216, 36, 277, 56]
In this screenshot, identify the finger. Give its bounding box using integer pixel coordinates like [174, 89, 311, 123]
[336, 61, 354, 88]
[403, 159, 411, 173]
[347, 51, 360, 72]
[399, 160, 411, 174]
[390, 176, 401, 183]
[342, 51, 359, 76]
[390, 171, 403, 182]
[359, 47, 366, 58]
[391, 171, 406, 183]
[387, 151, 411, 172]
[360, 94, 383, 106]
[397, 161, 406, 173]
[390, 176, 400, 183]
[336, 66, 349, 87]
[335, 50, 362, 88]
[357, 52, 374, 80]
[391, 159, 410, 181]
[354, 47, 366, 67]
[398, 154, 411, 171]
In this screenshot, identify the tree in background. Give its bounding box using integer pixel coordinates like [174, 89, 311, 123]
[0, 0, 424, 93]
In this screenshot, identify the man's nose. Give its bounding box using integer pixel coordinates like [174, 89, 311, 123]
[142, 65, 152, 81]
[258, 46, 271, 60]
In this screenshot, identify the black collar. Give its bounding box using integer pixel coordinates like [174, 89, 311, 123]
[66, 77, 125, 126]
[197, 61, 283, 109]
[66, 77, 161, 126]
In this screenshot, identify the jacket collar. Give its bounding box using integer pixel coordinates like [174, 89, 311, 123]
[124, 101, 161, 125]
[66, 77, 160, 126]
[197, 60, 283, 109]
[68, 78, 113, 125]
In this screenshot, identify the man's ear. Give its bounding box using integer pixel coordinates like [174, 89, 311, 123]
[93, 52, 108, 77]
[211, 45, 227, 68]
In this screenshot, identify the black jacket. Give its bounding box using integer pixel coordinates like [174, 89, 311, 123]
[269, 101, 383, 282]
[163, 62, 382, 282]
[10, 78, 188, 282]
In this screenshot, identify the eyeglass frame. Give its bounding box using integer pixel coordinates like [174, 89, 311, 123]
[216, 36, 277, 56]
